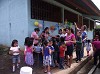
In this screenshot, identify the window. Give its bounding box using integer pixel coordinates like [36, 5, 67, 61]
[64, 9, 78, 22]
[31, 0, 62, 22]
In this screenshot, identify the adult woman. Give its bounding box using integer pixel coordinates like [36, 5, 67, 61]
[31, 28, 40, 46]
[92, 40, 100, 68]
[65, 27, 76, 67]
[40, 27, 50, 41]
[75, 23, 87, 58]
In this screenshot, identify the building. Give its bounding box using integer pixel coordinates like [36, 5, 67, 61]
[0, 0, 100, 47]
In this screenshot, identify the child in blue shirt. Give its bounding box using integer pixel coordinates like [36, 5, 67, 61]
[48, 40, 55, 67]
[42, 41, 52, 74]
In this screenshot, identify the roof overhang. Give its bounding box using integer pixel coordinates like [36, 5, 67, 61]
[55, 0, 100, 20]
[83, 15, 100, 21]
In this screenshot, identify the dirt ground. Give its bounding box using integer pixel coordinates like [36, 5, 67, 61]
[0, 53, 46, 74]
[0, 45, 45, 74]
[0, 45, 94, 74]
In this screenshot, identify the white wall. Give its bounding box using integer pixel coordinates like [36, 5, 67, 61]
[87, 31, 93, 40]
[0, 0, 29, 47]
[0, 0, 10, 46]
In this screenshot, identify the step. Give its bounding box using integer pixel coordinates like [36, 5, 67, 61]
[88, 61, 99, 74]
[52, 53, 93, 74]
[77, 58, 94, 74]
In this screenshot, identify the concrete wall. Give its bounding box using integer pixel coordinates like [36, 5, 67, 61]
[0, 0, 10, 46]
[0, 0, 29, 47]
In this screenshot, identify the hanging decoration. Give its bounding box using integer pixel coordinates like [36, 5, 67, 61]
[34, 21, 39, 26]
[34, 21, 43, 28]
[50, 25, 55, 30]
[67, 22, 72, 28]
[38, 24, 42, 28]
[65, 20, 67, 25]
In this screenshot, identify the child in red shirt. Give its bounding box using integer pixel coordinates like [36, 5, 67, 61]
[59, 43, 66, 69]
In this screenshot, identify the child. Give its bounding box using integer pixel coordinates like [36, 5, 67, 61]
[53, 40, 59, 67]
[59, 42, 66, 69]
[48, 40, 55, 67]
[42, 41, 52, 74]
[76, 31, 82, 63]
[9, 40, 20, 72]
[24, 37, 30, 55]
[85, 40, 92, 56]
[24, 38, 34, 67]
[34, 43, 43, 65]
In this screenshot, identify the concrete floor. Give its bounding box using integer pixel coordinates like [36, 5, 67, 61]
[94, 68, 100, 74]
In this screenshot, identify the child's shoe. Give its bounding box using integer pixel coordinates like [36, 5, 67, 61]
[17, 64, 19, 69]
[48, 72, 51, 74]
[12, 66, 15, 72]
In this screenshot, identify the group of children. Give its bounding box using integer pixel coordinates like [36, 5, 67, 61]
[9, 31, 92, 74]
[9, 36, 67, 73]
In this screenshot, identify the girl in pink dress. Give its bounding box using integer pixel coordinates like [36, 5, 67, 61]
[25, 38, 34, 67]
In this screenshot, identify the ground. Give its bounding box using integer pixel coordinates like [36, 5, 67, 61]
[0, 45, 94, 74]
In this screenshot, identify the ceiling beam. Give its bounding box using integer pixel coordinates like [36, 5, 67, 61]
[83, 14, 100, 21]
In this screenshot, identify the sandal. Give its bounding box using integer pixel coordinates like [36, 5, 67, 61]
[44, 70, 47, 73]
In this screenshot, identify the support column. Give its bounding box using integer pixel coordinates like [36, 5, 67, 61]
[82, 16, 83, 25]
[89, 20, 90, 30]
[62, 7, 64, 24]
[78, 15, 79, 23]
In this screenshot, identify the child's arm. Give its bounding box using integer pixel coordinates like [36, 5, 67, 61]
[65, 46, 67, 51]
[32, 48, 35, 52]
[90, 43, 92, 47]
[9, 50, 13, 55]
[51, 46, 55, 52]
[49, 48, 52, 55]
[42, 48, 44, 56]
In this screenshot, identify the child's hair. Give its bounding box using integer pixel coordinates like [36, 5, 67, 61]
[56, 35, 60, 42]
[88, 40, 91, 43]
[60, 37, 65, 42]
[51, 37, 56, 43]
[11, 39, 18, 47]
[86, 39, 91, 44]
[34, 28, 40, 32]
[24, 37, 30, 46]
[27, 38, 33, 47]
[63, 28, 66, 32]
[77, 30, 81, 33]
[60, 42, 65, 46]
[49, 39, 53, 43]
[24, 37, 34, 46]
[43, 40, 49, 46]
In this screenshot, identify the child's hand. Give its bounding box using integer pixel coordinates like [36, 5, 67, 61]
[49, 49, 52, 55]
[65, 48, 67, 51]
[65, 41, 70, 44]
[9, 51, 13, 55]
[13, 51, 19, 53]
